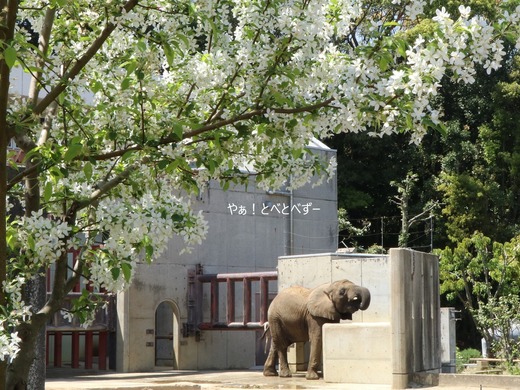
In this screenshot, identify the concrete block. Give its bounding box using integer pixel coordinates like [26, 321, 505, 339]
[323, 322, 392, 385]
[287, 342, 306, 372]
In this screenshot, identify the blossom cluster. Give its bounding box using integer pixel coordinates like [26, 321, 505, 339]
[14, 210, 72, 265]
[88, 191, 208, 292]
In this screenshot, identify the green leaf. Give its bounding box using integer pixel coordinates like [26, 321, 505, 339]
[145, 245, 154, 262]
[292, 148, 302, 159]
[208, 159, 216, 174]
[163, 42, 175, 66]
[165, 160, 179, 173]
[91, 80, 103, 93]
[111, 267, 120, 280]
[4, 46, 17, 68]
[172, 121, 184, 140]
[435, 122, 447, 137]
[157, 160, 169, 169]
[43, 182, 53, 202]
[122, 150, 134, 160]
[137, 40, 147, 52]
[124, 61, 137, 76]
[64, 143, 83, 162]
[121, 262, 132, 282]
[27, 235, 35, 251]
[396, 39, 407, 57]
[6, 230, 17, 251]
[171, 214, 183, 222]
[121, 77, 131, 90]
[49, 166, 65, 179]
[83, 162, 93, 180]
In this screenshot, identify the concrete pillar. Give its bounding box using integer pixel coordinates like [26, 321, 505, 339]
[287, 342, 306, 373]
[390, 249, 413, 389]
[116, 290, 130, 372]
[440, 308, 457, 373]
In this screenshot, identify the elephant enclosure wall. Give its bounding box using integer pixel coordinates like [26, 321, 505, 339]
[278, 248, 441, 388]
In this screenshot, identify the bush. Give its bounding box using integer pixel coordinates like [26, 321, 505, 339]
[456, 348, 481, 372]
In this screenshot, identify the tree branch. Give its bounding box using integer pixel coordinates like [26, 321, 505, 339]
[166, 97, 335, 143]
[408, 202, 438, 226]
[28, 7, 55, 108]
[32, 0, 139, 117]
[66, 161, 141, 218]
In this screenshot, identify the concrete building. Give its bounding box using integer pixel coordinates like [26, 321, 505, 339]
[115, 142, 338, 372]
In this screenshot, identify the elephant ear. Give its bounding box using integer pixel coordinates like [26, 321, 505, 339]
[307, 284, 339, 321]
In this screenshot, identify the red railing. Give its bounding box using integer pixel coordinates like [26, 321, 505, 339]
[46, 330, 109, 369]
[186, 268, 277, 333]
[45, 292, 115, 369]
[46, 247, 114, 370]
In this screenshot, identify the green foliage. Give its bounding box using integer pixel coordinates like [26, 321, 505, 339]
[438, 233, 520, 302]
[366, 244, 387, 254]
[473, 295, 520, 363]
[326, 132, 435, 249]
[438, 233, 520, 360]
[337, 207, 371, 248]
[505, 364, 520, 375]
[436, 173, 507, 243]
[456, 348, 481, 373]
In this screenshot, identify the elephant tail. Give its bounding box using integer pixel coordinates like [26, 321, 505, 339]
[261, 322, 271, 353]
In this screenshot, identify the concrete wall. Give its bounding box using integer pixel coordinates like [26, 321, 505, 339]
[116, 147, 338, 372]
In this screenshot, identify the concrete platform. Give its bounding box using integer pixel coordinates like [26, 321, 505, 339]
[45, 368, 520, 390]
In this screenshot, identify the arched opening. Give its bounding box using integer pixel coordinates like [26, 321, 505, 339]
[155, 300, 179, 368]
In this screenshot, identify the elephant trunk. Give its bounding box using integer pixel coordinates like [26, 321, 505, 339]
[358, 286, 371, 310]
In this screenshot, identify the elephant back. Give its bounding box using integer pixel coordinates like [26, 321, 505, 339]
[268, 286, 312, 321]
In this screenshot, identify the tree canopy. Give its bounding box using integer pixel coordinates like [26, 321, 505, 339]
[1, 0, 520, 388]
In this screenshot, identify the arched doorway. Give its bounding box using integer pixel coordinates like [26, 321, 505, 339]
[155, 300, 179, 368]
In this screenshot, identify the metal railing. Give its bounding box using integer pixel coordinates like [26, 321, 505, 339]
[185, 266, 277, 335]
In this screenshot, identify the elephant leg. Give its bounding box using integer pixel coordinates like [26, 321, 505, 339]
[277, 346, 292, 378]
[263, 340, 278, 376]
[306, 335, 322, 380]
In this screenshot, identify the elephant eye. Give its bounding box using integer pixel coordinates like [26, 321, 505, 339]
[339, 288, 346, 296]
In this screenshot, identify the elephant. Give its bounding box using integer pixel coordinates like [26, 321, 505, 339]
[263, 279, 371, 380]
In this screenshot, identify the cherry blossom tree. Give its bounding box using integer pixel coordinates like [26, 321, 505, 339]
[0, 0, 519, 388]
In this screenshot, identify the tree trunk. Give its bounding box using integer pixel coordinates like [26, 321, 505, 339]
[25, 275, 46, 390]
[398, 194, 410, 248]
[6, 323, 39, 390]
[6, 327, 46, 390]
[5, 272, 49, 389]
